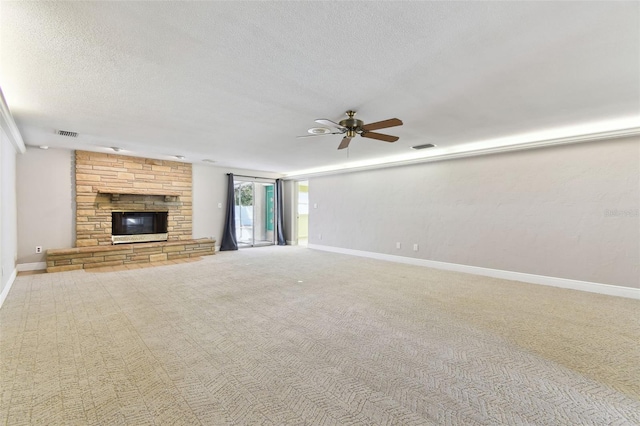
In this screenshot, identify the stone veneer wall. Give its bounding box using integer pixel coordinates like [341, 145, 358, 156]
[75, 151, 192, 247]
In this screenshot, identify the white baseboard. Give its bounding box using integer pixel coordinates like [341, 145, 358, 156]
[308, 244, 639, 300]
[17, 262, 47, 272]
[0, 268, 17, 310]
[286, 240, 297, 246]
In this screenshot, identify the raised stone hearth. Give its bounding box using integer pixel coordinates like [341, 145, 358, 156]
[46, 239, 215, 273]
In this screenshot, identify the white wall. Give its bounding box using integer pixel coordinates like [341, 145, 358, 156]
[1, 127, 18, 294]
[16, 147, 75, 265]
[14, 140, 640, 289]
[282, 180, 296, 243]
[309, 137, 640, 289]
[192, 164, 227, 242]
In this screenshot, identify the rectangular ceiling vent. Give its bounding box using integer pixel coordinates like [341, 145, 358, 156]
[57, 130, 78, 138]
[411, 143, 436, 150]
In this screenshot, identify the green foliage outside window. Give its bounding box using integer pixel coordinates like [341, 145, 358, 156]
[236, 184, 253, 206]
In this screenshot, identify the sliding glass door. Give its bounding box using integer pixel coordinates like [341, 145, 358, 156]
[234, 179, 276, 247]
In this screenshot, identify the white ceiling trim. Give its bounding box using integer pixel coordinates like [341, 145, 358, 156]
[283, 126, 640, 180]
[0, 87, 25, 154]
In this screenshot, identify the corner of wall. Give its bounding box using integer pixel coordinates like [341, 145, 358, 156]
[0, 267, 17, 310]
[0, 87, 26, 154]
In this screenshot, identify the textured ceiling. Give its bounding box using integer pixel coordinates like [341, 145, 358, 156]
[1, 1, 638, 174]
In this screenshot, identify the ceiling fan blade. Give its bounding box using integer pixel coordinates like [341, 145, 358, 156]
[361, 131, 399, 143]
[296, 133, 342, 138]
[315, 119, 347, 132]
[338, 137, 352, 150]
[362, 118, 403, 131]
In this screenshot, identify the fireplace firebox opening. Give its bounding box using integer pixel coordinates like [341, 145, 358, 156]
[111, 211, 168, 244]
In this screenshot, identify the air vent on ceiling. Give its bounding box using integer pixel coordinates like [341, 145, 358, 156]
[412, 143, 436, 150]
[57, 130, 78, 138]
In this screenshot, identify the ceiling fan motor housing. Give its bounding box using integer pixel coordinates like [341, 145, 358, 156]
[339, 111, 364, 138]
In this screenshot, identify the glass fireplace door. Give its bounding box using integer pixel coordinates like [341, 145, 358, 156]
[234, 180, 275, 247]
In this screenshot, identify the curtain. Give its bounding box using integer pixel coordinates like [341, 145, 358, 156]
[220, 173, 238, 251]
[275, 179, 286, 245]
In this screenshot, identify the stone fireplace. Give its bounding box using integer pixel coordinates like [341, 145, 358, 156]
[74, 150, 192, 247]
[46, 151, 214, 273]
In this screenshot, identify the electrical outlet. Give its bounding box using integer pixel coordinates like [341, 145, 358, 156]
[313, 203, 318, 209]
[413, 244, 419, 251]
[35, 246, 43, 254]
[318, 233, 322, 240]
[396, 242, 401, 249]
[218, 202, 222, 208]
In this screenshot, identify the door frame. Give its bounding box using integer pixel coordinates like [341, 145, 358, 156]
[294, 180, 309, 246]
[233, 177, 277, 248]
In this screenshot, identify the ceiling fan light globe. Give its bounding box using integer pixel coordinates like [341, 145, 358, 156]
[308, 127, 331, 135]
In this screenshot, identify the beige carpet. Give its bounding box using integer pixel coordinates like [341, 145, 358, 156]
[1, 246, 638, 425]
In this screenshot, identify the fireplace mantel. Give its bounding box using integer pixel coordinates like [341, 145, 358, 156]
[97, 187, 181, 202]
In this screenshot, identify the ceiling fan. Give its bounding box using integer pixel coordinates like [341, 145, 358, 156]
[299, 111, 403, 150]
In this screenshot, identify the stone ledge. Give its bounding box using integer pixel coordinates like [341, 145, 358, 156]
[48, 239, 212, 255]
[46, 238, 215, 273]
[97, 187, 182, 196]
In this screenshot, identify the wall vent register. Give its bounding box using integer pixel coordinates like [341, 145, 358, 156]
[411, 143, 436, 150]
[57, 129, 79, 138]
